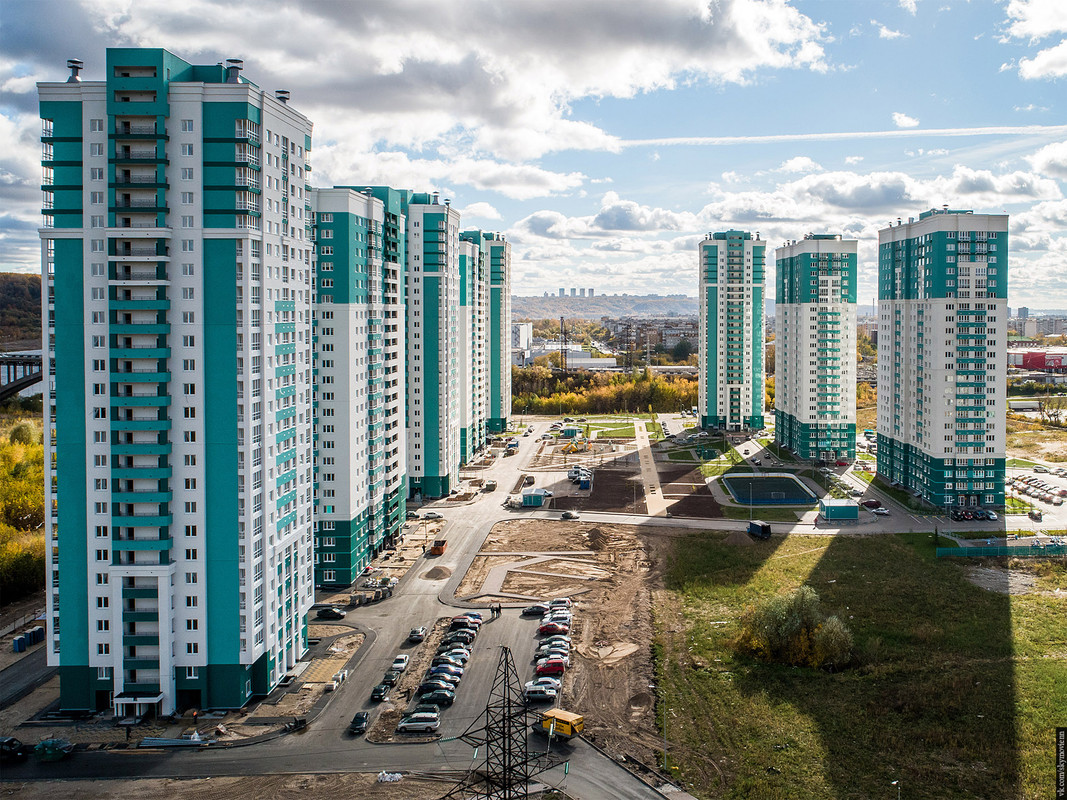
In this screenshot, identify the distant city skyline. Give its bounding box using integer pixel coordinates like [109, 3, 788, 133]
[2, 1, 1066, 305]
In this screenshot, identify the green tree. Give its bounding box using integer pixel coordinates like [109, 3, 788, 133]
[671, 339, 694, 361]
[9, 422, 36, 445]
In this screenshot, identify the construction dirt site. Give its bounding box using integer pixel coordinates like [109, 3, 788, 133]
[453, 518, 671, 767]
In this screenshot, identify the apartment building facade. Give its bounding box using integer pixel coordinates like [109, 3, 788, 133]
[39, 48, 314, 716]
[311, 187, 406, 587]
[458, 233, 488, 465]
[775, 234, 857, 462]
[877, 209, 1008, 509]
[698, 230, 766, 431]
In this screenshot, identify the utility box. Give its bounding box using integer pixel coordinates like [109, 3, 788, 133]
[748, 520, 772, 540]
[522, 489, 548, 507]
[820, 498, 859, 520]
[484, 480, 498, 491]
[430, 539, 448, 555]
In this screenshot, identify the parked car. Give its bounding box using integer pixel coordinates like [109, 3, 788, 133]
[432, 655, 464, 668]
[349, 712, 370, 735]
[1029, 509, 1043, 521]
[524, 686, 559, 703]
[536, 652, 571, 668]
[406, 511, 421, 520]
[418, 680, 456, 695]
[451, 615, 482, 628]
[370, 684, 390, 702]
[399, 711, 441, 726]
[871, 507, 890, 516]
[396, 717, 440, 733]
[861, 499, 881, 509]
[428, 664, 464, 679]
[439, 648, 470, 663]
[525, 677, 563, 692]
[0, 737, 30, 763]
[423, 511, 443, 520]
[549, 598, 573, 608]
[381, 670, 401, 686]
[316, 607, 346, 620]
[561, 511, 581, 520]
[408, 626, 428, 643]
[419, 689, 456, 707]
[411, 703, 442, 716]
[522, 603, 551, 616]
[538, 622, 570, 635]
[391, 655, 410, 672]
[536, 658, 567, 677]
[442, 631, 476, 646]
[541, 634, 572, 647]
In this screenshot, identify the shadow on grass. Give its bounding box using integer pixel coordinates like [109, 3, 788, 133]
[660, 532, 1020, 799]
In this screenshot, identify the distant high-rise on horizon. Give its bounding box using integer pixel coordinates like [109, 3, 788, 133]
[698, 230, 766, 431]
[1018, 306, 1029, 319]
[558, 287, 565, 297]
[877, 208, 1007, 509]
[588, 288, 594, 297]
[775, 234, 857, 461]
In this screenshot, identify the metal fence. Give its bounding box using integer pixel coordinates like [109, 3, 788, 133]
[936, 545, 1066, 558]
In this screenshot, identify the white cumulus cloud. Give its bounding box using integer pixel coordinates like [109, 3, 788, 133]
[892, 112, 920, 128]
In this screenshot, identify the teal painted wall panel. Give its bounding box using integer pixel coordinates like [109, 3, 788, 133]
[202, 239, 240, 666]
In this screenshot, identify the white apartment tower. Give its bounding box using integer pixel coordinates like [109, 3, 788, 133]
[39, 48, 314, 715]
[877, 209, 1008, 509]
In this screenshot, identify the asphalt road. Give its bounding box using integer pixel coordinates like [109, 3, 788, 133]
[0, 647, 54, 710]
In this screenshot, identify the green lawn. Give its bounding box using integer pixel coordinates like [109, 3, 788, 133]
[720, 506, 809, 521]
[1007, 457, 1039, 469]
[667, 450, 700, 463]
[647, 421, 665, 440]
[872, 475, 939, 514]
[656, 532, 1067, 799]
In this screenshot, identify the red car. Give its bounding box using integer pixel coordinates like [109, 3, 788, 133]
[835, 460, 849, 467]
[861, 499, 881, 509]
[535, 658, 567, 677]
[538, 622, 570, 636]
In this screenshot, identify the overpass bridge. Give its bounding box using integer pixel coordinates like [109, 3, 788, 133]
[0, 353, 43, 401]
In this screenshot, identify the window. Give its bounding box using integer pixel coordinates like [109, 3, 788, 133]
[90, 118, 104, 131]
[90, 167, 104, 180]
[181, 192, 194, 204]
[181, 144, 194, 156]
[183, 358, 195, 370]
[184, 501, 197, 513]
[90, 239, 104, 252]
[182, 215, 194, 228]
[182, 287, 195, 299]
[183, 383, 196, 395]
[95, 549, 108, 561]
[90, 143, 104, 156]
[185, 666, 199, 678]
[186, 596, 198, 607]
[90, 215, 104, 228]
[96, 573, 109, 585]
[184, 430, 196, 442]
[97, 643, 110, 655]
[186, 619, 199, 631]
[182, 311, 196, 323]
[184, 525, 198, 537]
[97, 619, 109, 631]
[181, 119, 194, 132]
[185, 477, 197, 489]
[181, 239, 194, 252]
[185, 548, 198, 560]
[90, 191, 104, 204]
[319, 229, 333, 239]
[181, 168, 194, 180]
[96, 596, 109, 608]
[186, 642, 199, 654]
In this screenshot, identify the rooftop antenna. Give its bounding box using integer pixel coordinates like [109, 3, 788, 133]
[66, 59, 83, 82]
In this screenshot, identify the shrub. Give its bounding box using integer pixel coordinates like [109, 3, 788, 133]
[9, 422, 36, 445]
[734, 585, 853, 670]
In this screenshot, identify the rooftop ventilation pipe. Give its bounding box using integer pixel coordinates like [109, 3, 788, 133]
[275, 89, 290, 104]
[66, 59, 83, 82]
[225, 59, 244, 83]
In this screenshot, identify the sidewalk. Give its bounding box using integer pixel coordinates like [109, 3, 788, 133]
[633, 421, 669, 517]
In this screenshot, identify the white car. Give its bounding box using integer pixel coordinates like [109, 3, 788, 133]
[390, 654, 410, 672]
[423, 511, 443, 520]
[525, 677, 562, 692]
[440, 648, 470, 664]
[536, 653, 571, 668]
[396, 717, 441, 733]
[871, 507, 890, 516]
[549, 598, 573, 608]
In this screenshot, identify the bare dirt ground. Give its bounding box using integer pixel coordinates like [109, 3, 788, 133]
[964, 566, 1037, 595]
[454, 519, 668, 767]
[552, 466, 648, 514]
[1, 774, 454, 800]
[657, 462, 723, 519]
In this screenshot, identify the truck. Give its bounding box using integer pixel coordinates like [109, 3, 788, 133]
[430, 539, 448, 555]
[747, 520, 772, 540]
[532, 709, 584, 740]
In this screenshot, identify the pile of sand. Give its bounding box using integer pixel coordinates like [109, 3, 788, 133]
[723, 530, 756, 546]
[587, 527, 609, 551]
[422, 566, 452, 580]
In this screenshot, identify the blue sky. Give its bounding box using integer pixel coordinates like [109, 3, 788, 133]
[1, 0, 1065, 307]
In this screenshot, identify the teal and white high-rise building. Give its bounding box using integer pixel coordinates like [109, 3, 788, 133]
[403, 194, 461, 498]
[39, 48, 314, 716]
[877, 209, 1008, 509]
[698, 230, 766, 431]
[461, 230, 512, 437]
[311, 187, 406, 587]
[775, 234, 857, 461]
[458, 233, 488, 464]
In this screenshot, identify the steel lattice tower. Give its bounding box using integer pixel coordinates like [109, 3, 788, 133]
[439, 646, 564, 800]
